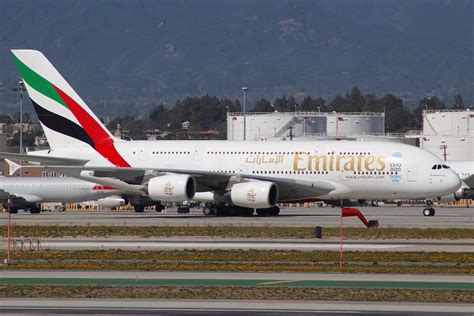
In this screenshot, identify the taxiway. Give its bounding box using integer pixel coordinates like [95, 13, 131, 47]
[3, 205, 473, 228]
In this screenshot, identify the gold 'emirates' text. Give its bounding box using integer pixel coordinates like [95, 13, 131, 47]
[293, 152, 386, 172]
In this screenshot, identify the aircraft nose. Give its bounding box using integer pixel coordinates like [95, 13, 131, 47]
[446, 169, 462, 192]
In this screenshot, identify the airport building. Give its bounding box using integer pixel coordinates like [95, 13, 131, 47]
[227, 111, 385, 141]
[419, 109, 474, 161]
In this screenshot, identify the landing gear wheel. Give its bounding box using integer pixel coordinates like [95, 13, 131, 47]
[242, 208, 254, 216]
[29, 206, 41, 214]
[231, 206, 253, 217]
[429, 207, 436, 216]
[423, 208, 430, 216]
[269, 206, 280, 216]
[203, 207, 212, 216]
[8, 207, 18, 214]
[155, 204, 164, 212]
[423, 207, 436, 216]
[215, 206, 229, 216]
[134, 205, 145, 213]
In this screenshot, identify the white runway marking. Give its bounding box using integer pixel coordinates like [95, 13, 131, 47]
[39, 241, 411, 250]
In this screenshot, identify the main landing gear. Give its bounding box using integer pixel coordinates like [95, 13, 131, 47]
[423, 201, 436, 216]
[202, 204, 280, 217]
[134, 205, 145, 213]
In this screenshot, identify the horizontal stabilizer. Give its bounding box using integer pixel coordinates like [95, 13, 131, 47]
[0, 152, 88, 166]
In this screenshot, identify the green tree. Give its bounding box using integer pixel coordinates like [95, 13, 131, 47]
[451, 94, 464, 109]
[344, 86, 365, 112]
[327, 94, 345, 112]
[0, 115, 12, 124]
[13, 112, 31, 123]
[149, 104, 172, 128]
[363, 93, 378, 112]
[273, 95, 297, 112]
[251, 98, 274, 112]
[377, 94, 415, 133]
[300, 96, 326, 111]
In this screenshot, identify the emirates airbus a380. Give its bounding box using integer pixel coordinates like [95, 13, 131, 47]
[1, 49, 461, 216]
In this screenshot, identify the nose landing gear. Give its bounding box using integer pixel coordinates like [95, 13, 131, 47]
[423, 201, 436, 216]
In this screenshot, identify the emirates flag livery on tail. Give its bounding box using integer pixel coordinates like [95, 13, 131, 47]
[12, 50, 129, 167]
[5, 49, 462, 215]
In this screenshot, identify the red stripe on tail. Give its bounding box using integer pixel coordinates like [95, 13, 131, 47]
[53, 86, 130, 167]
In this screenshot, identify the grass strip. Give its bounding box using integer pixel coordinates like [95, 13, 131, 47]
[2, 249, 472, 264]
[1, 225, 473, 239]
[0, 285, 471, 303]
[5, 261, 471, 274]
[2, 250, 472, 274]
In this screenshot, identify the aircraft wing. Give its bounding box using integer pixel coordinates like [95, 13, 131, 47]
[0, 152, 336, 200]
[34, 165, 336, 200]
[463, 175, 474, 188]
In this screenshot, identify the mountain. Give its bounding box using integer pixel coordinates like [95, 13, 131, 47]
[0, 0, 472, 116]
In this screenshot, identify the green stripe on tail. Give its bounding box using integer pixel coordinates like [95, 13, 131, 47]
[12, 54, 67, 109]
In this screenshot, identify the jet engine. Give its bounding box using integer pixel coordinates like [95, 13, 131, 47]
[438, 187, 473, 202]
[230, 181, 278, 209]
[97, 197, 126, 208]
[147, 174, 196, 202]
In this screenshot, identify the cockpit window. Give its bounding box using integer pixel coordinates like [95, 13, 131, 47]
[432, 164, 450, 170]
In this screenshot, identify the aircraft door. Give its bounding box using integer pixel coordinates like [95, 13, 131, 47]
[193, 144, 204, 161]
[407, 166, 417, 182]
[139, 148, 148, 161]
[239, 165, 249, 175]
[340, 170, 349, 181]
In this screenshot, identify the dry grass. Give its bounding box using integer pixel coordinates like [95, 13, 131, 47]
[1, 225, 473, 239]
[2, 249, 472, 274]
[0, 285, 471, 303]
[2, 249, 473, 263]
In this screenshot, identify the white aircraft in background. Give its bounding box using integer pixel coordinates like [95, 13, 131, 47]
[0, 176, 125, 213]
[434, 161, 474, 207]
[1, 49, 462, 217]
[3, 159, 158, 212]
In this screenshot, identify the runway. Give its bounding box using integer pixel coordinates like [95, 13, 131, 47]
[1, 298, 472, 315]
[3, 205, 473, 228]
[1, 271, 472, 289]
[2, 237, 472, 252]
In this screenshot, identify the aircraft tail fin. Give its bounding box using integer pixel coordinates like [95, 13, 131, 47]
[11, 49, 130, 167]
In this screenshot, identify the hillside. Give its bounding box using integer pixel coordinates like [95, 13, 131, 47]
[0, 0, 472, 116]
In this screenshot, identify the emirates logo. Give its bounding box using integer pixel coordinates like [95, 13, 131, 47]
[164, 181, 174, 196]
[247, 188, 256, 202]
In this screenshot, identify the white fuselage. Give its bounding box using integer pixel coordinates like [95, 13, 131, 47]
[0, 177, 118, 204]
[446, 161, 474, 187]
[34, 140, 462, 201]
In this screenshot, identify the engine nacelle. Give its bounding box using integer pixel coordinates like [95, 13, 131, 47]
[147, 175, 196, 202]
[230, 181, 278, 209]
[97, 197, 126, 208]
[438, 187, 473, 202]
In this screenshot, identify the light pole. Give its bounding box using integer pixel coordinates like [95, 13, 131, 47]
[242, 87, 248, 140]
[12, 79, 26, 177]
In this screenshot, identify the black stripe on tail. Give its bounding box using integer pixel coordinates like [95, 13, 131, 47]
[31, 100, 95, 148]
